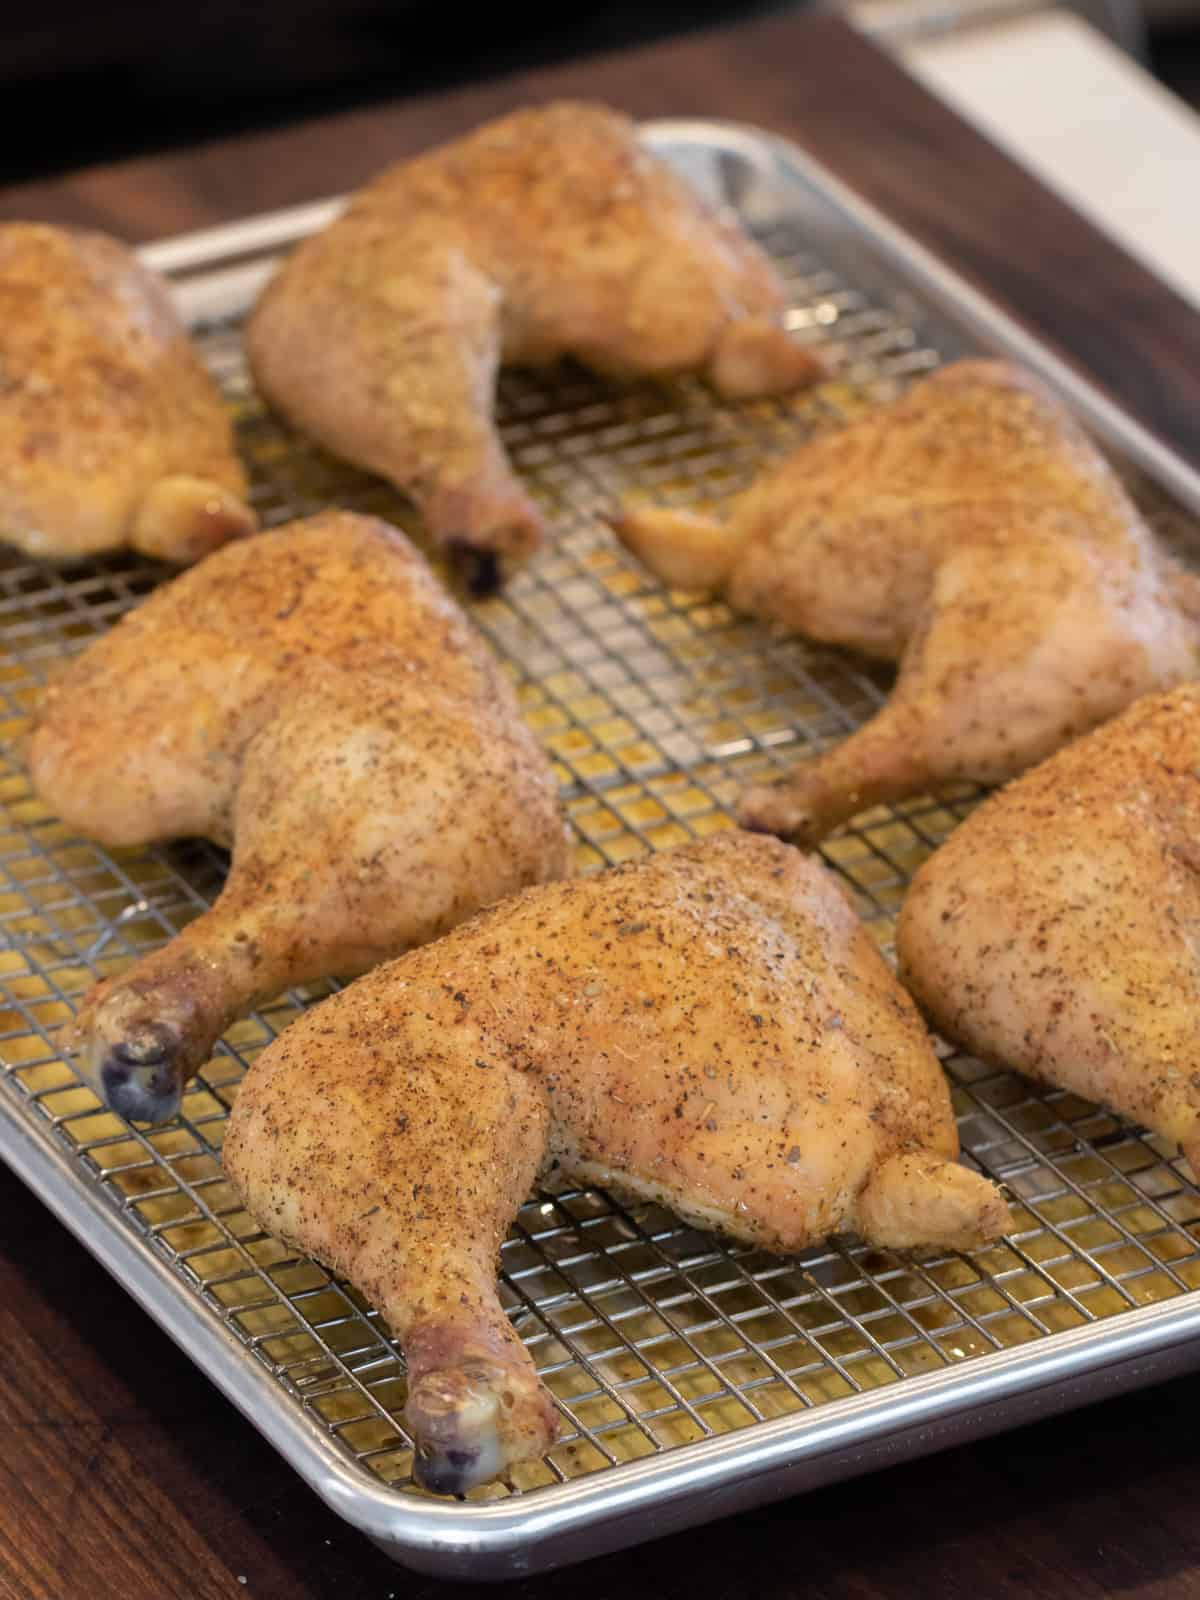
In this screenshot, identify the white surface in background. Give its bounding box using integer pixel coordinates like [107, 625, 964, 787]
[904, 11, 1200, 310]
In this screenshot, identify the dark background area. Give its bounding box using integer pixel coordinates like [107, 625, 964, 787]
[0, 1, 794, 185]
[2, 0, 1199, 190]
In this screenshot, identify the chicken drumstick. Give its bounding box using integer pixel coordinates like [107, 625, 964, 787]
[30, 511, 569, 1124]
[246, 103, 819, 586]
[616, 360, 1200, 843]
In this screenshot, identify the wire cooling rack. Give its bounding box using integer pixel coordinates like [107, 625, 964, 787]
[3, 174, 1200, 1534]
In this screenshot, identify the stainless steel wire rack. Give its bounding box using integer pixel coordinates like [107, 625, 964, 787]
[3, 122, 1200, 1579]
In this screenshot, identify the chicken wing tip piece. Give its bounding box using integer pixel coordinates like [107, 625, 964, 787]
[132, 474, 258, 565]
[856, 1150, 1010, 1252]
[609, 504, 741, 592]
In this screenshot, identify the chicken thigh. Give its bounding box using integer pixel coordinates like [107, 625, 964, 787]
[224, 830, 1008, 1493]
[246, 102, 819, 586]
[898, 683, 1200, 1175]
[30, 510, 569, 1124]
[0, 223, 254, 562]
[615, 360, 1200, 843]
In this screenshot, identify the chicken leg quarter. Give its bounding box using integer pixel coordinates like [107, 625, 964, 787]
[29, 511, 569, 1124]
[246, 102, 820, 583]
[898, 684, 1200, 1175]
[224, 831, 1008, 1494]
[0, 223, 255, 562]
[615, 360, 1200, 844]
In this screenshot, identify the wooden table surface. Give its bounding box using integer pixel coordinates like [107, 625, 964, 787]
[3, 11, 1200, 1599]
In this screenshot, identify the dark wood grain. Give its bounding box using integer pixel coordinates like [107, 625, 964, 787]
[3, 12, 1200, 1598]
[4, 1156, 1200, 1600]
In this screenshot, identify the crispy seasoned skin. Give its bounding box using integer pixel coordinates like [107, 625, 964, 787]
[29, 511, 570, 1124]
[898, 684, 1200, 1176]
[0, 223, 254, 562]
[245, 103, 819, 577]
[224, 831, 1008, 1493]
[614, 360, 1200, 843]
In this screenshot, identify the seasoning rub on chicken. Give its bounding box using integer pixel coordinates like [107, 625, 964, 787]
[225, 831, 1008, 1494]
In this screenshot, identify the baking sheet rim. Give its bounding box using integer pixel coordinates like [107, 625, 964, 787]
[2, 115, 1198, 1573]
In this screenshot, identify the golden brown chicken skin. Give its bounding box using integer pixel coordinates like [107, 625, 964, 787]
[615, 360, 1200, 843]
[0, 223, 254, 562]
[246, 102, 819, 585]
[224, 831, 1007, 1494]
[30, 510, 570, 1123]
[898, 684, 1200, 1176]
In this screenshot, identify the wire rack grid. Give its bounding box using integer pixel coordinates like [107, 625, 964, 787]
[2, 215, 1200, 1508]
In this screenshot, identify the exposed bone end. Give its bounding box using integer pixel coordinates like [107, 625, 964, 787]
[855, 1151, 1010, 1253]
[736, 773, 832, 847]
[407, 1359, 558, 1496]
[426, 477, 547, 576]
[133, 475, 257, 565]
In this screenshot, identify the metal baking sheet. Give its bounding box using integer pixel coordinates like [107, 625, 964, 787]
[3, 121, 1200, 1582]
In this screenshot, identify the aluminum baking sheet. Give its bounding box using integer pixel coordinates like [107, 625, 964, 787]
[3, 122, 1200, 1581]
